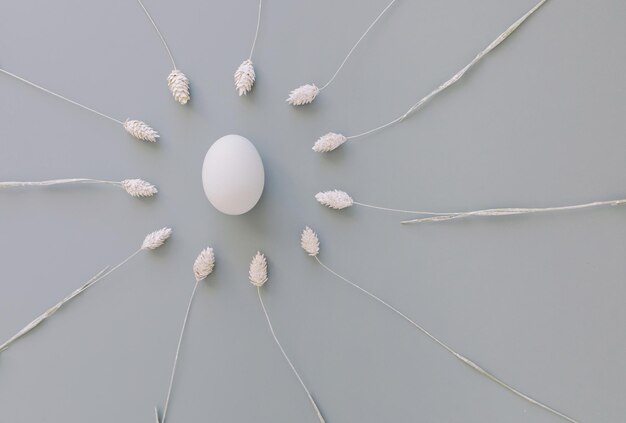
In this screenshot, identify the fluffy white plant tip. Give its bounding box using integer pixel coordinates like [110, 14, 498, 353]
[249, 252, 268, 287]
[167, 69, 190, 105]
[123, 119, 160, 142]
[121, 179, 158, 197]
[286, 84, 319, 106]
[301, 227, 320, 257]
[193, 247, 215, 281]
[313, 133, 347, 153]
[234, 59, 256, 96]
[315, 190, 354, 210]
[142, 227, 172, 250]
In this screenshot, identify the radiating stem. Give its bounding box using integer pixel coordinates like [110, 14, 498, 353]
[347, 0, 548, 141]
[157, 280, 200, 423]
[0, 179, 121, 190]
[248, 0, 263, 60]
[0, 68, 123, 124]
[400, 199, 626, 224]
[314, 256, 579, 423]
[257, 287, 326, 423]
[136, 0, 177, 69]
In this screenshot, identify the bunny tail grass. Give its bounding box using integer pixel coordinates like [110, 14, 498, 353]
[312, 256, 579, 423]
[0, 178, 157, 198]
[344, 0, 549, 142]
[257, 287, 326, 423]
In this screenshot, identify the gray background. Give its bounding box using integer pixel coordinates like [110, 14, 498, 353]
[0, 0, 624, 422]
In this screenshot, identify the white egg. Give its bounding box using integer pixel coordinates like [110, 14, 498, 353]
[202, 134, 265, 215]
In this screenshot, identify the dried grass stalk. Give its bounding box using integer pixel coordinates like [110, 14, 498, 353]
[301, 226, 579, 423]
[0, 178, 157, 198]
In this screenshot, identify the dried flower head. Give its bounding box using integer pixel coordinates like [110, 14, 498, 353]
[286, 84, 319, 106]
[121, 179, 158, 197]
[315, 190, 354, 210]
[193, 247, 215, 281]
[313, 133, 347, 153]
[234, 59, 256, 96]
[123, 119, 160, 142]
[167, 69, 190, 105]
[301, 227, 320, 257]
[249, 252, 268, 287]
[141, 227, 172, 250]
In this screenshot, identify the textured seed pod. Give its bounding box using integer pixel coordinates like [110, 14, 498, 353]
[167, 69, 190, 105]
[249, 252, 268, 287]
[286, 84, 319, 106]
[300, 227, 320, 257]
[193, 247, 215, 281]
[315, 190, 354, 210]
[123, 120, 160, 142]
[121, 179, 158, 197]
[141, 227, 172, 250]
[234, 59, 256, 96]
[313, 133, 347, 153]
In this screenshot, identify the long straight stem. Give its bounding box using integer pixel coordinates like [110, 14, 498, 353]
[136, 0, 177, 69]
[315, 256, 579, 423]
[0, 68, 123, 124]
[257, 287, 326, 423]
[157, 280, 200, 423]
[319, 0, 397, 91]
[248, 0, 263, 60]
[0, 248, 142, 354]
[400, 198, 626, 224]
[0, 179, 121, 189]
[347, 0, 548, 140]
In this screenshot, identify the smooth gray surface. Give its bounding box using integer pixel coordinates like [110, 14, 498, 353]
[1, 0, 625, 422]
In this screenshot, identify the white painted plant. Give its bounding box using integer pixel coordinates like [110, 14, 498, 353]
[315, 189, 626, 224]
[234, 0, 262, 96]
[136, 0, 190, 104]
[312, 0, 549, 151]
[0, 68, 159, 142]
[155, 247, 215, 423]
[300, 226, 579, 423]
[287, 0, 398, 106]
[249, 251, 326, 423]
[0, 178, 157, 198]
[0, 227, 172, 354]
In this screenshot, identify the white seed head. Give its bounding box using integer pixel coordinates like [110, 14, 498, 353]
[234, 59, 256, 96]
[249, 252, 268, 287]
[315, 190, 354, 210]
[167, 69, 191, 105]
[313, 132, 347, 153]
[121, 179, 158, 197]
[193, 247, 215, 281]
[301, 226, 320, 257]
[141, 227, 172, 250]
[286, 84, 319, 106]
[123, 119, 160, 142]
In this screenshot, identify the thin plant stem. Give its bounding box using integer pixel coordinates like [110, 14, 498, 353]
[0, 248, 142, 354]
[319, 0, 397, 91]
[157, 280, 200, 423]
[248, 0, 263, 60]
[353, 201, 456, 216]
[257, 287, 326, 423]
[0, 68, 124, 125]
[400, 198, 626, 224]
[136, 0, 177, 69]
[347, 0, 548, 140]
[314, 256, 579, 423]
[0, 179, 122, 189]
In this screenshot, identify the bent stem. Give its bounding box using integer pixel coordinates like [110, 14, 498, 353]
[314, 256, 579, 423]
[401, 198, 626, 224]
[136, 0, 177, 69]
[248, 0, 263, 60]
[257, 287, 326, 423]
[346, 0, 548, 141]
[156, 280, 200, 423]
